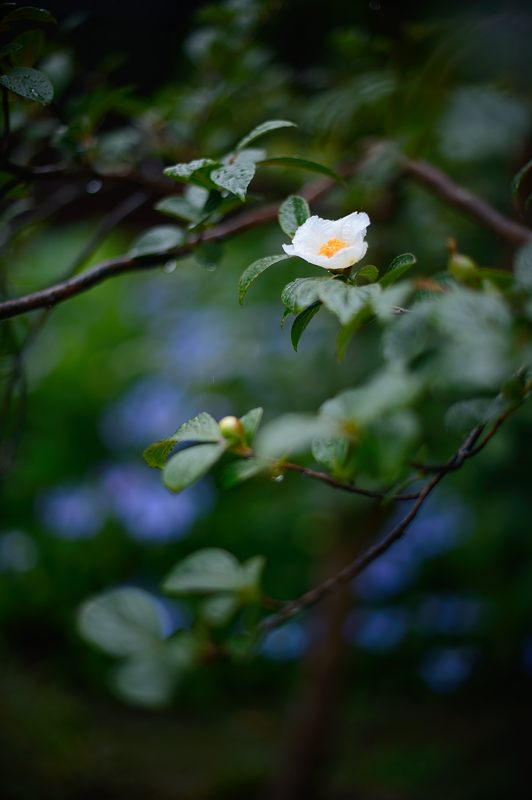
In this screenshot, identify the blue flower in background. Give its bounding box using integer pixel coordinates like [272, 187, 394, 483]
[419, 646, 477, 693]
[39, 484, 107, 539]
[261, 621, 308, 662]
[344, 606, 408, 653]
[414, 593, 486, 636]
[101, 462, 210, 542]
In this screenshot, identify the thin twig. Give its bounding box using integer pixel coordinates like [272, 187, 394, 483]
[282, 461, 420, 501]
[260, 425, 486, 631]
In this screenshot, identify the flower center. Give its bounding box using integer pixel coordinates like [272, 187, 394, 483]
[318, 238, 348, 258]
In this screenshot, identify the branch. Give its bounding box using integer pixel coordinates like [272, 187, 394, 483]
[0, 172, 339, 322]
[404, 158, 532, 247]
[260, 423, 496, 632]
[282, 461, 420, 501]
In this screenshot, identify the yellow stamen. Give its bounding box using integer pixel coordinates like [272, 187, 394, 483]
[318, 238, 348, 258]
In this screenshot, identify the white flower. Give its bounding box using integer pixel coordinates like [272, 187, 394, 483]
[282, 211, 370, 270]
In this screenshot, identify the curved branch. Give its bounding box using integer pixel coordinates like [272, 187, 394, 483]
[261, 422, 498, 632]
[404, 158, 532, 247]
[282, 461, 420, 501]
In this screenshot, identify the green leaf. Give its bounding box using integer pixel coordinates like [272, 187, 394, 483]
[0, 6, 56, 28]
[511, 158, 532, 203]
[78, 588, 164, 657]
[318, 281, 379, 325]
[371, 283, 411, 321]
[240, 407, 263, 443]
[515, 242, 532, 292]
[281, 277, 330, 314]
[311, 436, 349, 473]
[211, 160, 256, 201]
[143, 412, 222, 469]
[239, 254, 290, 304]
[163, 158, 219, 186]
[236, 119, 297, 150]
[201, 594, 239, 626]
[221, 457, 268, 488]
[163, 548, 261, 595]
[129, 225, 184, 257]
[278, 195, 310, 238]
[355, 264, 379, 284]
[163, 442, 227, 492]
[380, 253, 416, 287]
[291, 302, 321, 351]
[258, 156, 342, 182]
[0, 66, 53, 104]
[155, 196, 200, 223]
[256, 414, 335, 459]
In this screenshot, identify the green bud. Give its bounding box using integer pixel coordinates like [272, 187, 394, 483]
[448, 253, 479, 284]
[219, 416, 244, 441]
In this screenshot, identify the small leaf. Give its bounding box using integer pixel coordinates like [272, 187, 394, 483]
[201, 594, 239, 625]
[221, 458, 268, 488]
[144, 412, 222, 469]
[291, 302, 321, 351]
[163, 158, 219, 186]
[515, 242, 532, 292]
[380, 253, 416, 287]
[278, 195, 310, 238]
[240, 407, 263, 443]
[0, 6, 56, 28]
[163, 442, 227, 492]
[129, 225, 184, 257]
[311, 437, 349, 473]
[355, 264, 379, 284]
[155, 196, 200, 223]
[239, 254, 290, 304]
[258, 156, 342, 182]
[163, 548, 258, 595]
[0, 66, 53, 104]
[236, 119, 297, 150]
[211, 160, 256, 201]
[78, 588, 163, 657]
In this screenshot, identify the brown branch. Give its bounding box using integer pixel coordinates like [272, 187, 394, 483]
[260, 424, 488, 632]
[404, 158, 532, 247]
[282, 461, 420, 501]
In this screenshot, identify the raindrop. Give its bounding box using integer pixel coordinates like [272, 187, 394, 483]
[86, 179, 103, 194]
[272, 474, 284, 483]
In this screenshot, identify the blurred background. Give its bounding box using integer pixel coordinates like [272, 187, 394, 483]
[1, 0, 532, 798]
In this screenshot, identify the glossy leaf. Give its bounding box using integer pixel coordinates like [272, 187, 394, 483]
[258, 156, 342, 182]
[380, 252, 416, 287]
[211, 160, 256, 200]
[0, 66, 53, 104]
[281, 277, 330, 314]
[355, 264, 379, 284]
[144, 412, 222, 468]
[239, 254, 290, 304]
[0, 6, 56, 28]
[291, 302, 321, 351]
[236, 119, 296, 150]
[278, 195, 310, 238]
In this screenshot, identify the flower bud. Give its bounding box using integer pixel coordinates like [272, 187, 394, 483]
[448, 253, 478, 284]
[219, 415, 244, 441]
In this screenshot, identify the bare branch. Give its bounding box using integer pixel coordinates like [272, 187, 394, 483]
[260, 424, 491, 631]
[404, 158, 532, 247]
[282, 461, 420, 501]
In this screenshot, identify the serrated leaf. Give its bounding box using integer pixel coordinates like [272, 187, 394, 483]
[78, 588, 163, 657]
[0, 66, 53, 104]
[380, 253, 416, 287]
[258, 156, 342, 182]
[278, 195, 310, 238]
[240, 407, 263, 443]
[155, 196, 200, 223]
[281, 276, 330, 314]
[163, 548, 260, 595]
[236, 119, 297, 150]
[239, 254, 290, 304]
[163, 442, 227, 492]
[129, 225, 184, 257]
[211, 160, 256, 201]
[144, 413, 222, 469]
[291, 302, 321, 351]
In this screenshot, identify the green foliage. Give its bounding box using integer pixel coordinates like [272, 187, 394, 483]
[278, 195, 310, 238]
[236, 119, 297, 150]
[163, 442, 228, 492]
[380, 253, 417, 288]
[163, 548, 264, 598]
[128, 225, 184, 257]
[0, 65, 53, 103]
[238, 254, 291, 304]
